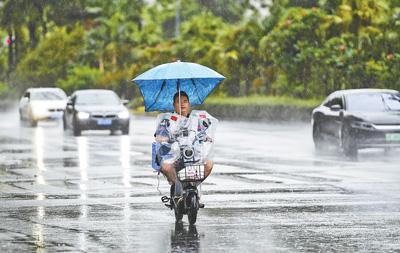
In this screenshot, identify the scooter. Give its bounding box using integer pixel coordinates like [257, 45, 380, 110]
[161, 118, 214, 224]
[162, 163, 204, 224]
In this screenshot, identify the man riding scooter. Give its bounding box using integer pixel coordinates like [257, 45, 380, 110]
[152, 91, 217, 206]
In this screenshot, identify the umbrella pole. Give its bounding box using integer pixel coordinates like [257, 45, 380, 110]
[177, 80, 181, 116]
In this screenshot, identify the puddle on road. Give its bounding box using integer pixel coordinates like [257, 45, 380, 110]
[62, 158, 78, 168]
[1, 159, 36, 170]
[0, 162, 32, 178]
[171, 222, 200, 252]
[206, 186, 347, 196]
[4, 157, 81, 170]
[62, 145, 76, 152]
[0, 193, 81, 200]
[0, 149, 30, 154]
[0, 136, 30, 145]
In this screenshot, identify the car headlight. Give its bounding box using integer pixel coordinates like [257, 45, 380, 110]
[30, 105, 47, 116]
[118, 111, 130, 119]
[77, 111, 90, 119]
[350, 121, 375, 130]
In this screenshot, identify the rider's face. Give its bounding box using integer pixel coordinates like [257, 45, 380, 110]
[174, 95, 190, 117]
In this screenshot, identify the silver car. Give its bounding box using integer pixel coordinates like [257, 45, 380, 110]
[19, 87, 67, 127]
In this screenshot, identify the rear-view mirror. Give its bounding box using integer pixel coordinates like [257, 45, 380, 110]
[66, 100, 73, 111]
[330, 104, 341, 111]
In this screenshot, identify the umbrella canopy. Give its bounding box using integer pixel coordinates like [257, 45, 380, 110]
[132, 61, 225, 112]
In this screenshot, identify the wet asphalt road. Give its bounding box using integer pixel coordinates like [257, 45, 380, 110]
[1, 105, 400, 252]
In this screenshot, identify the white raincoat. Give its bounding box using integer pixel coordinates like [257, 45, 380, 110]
[151, 110, 218, 171]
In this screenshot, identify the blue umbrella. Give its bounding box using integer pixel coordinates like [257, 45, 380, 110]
[132, 61, 225, 112]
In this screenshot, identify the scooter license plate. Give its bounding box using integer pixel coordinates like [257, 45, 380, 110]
[186, 167, 198, 179]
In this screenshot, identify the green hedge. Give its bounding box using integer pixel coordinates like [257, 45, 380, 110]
[132, 96, 322, 122]
[199, 103, 314, 122]
[195, 96, 320, 121]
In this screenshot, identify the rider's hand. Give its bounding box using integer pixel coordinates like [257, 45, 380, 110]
[204, 136, 213, 142]
[197, 132, 212, 142]
[155, 135, 169, 143]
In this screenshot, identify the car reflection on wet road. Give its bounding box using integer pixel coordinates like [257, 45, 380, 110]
[1, 105, 400, 252]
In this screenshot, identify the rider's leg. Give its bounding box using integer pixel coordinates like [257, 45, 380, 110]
[161, 161, 176, 183]
[161, 161, 183, 197]
[204, 160, 213, 178]
[197, 160, 213, 208]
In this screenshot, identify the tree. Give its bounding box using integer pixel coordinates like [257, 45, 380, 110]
[12, 25, 85, 91]
[57, 65, 102, 94]
[216, 20, 263, 96]
[0, 0, 24, 72]
[259, 0, 400, 98]
[198, 0, 252, 23]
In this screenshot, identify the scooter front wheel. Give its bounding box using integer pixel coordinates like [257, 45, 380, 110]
[187, 193, 199, 225]
[174, 202, 183, 222]
[171, 185, 183, 222]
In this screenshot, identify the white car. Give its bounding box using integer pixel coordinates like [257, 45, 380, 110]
[19, 87, 67, 127]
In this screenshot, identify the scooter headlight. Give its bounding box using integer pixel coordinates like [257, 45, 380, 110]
[183, 147, 194, 159]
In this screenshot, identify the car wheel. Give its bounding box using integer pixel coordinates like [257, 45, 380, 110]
[30, 118, 37, 127]
[62, 116, 68, 130]
[341, 126, 357, 158]
[19, 110, 24, 121]
[313, 123, 326, 151]
[19, 110, 26, 126]
[122, 126, 129, 135]
[73, 119, 81, 136]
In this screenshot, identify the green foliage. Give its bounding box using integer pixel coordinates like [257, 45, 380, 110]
[1, 0, 400, 104]
[197, 0, 253, 23]
[262, 0, 400, 97]
[216, 20, 264, 96]
[13, 25, 85, 91]
[56, 65, 102, 94]
[0, 81, 10, 98]
[129, 95, 144, 109]
[0, 45, 6, 77]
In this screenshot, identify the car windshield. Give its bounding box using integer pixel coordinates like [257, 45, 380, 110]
[76, 92, 120, 105]
[346, 93, 400, 112]
[382, 93, 400, 111]
[31, 91, 66, 100]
